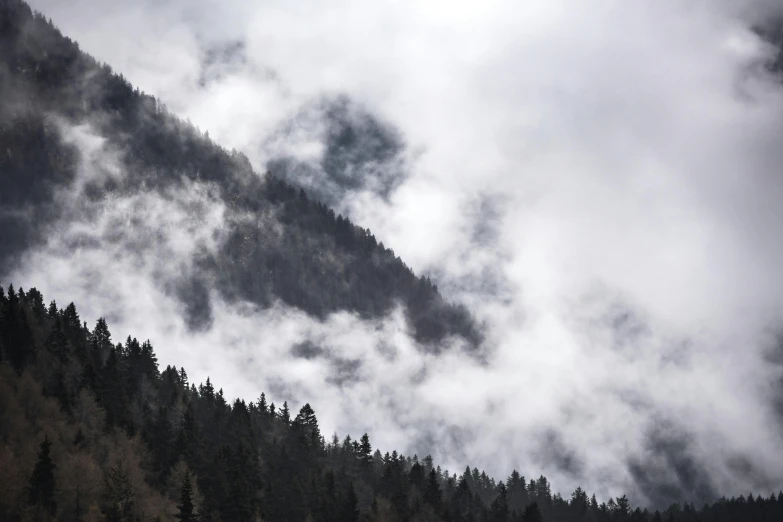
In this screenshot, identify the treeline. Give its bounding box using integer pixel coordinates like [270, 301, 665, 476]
[1, 283, 782, 521]
[0, 0, 480, 347]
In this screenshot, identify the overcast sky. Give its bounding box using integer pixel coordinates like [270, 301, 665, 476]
[14, 0, 783, 507]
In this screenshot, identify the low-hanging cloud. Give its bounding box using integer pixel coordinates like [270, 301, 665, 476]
[12, 0, 783, 508]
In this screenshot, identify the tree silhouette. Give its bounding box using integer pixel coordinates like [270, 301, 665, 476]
[175, 469, 196, 522]
[28, 435, 57, 516]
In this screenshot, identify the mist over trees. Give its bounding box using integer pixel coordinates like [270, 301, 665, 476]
[0, 0, 480, 347]
[2, 283, 782, 521]
[2, 0, 783, 520]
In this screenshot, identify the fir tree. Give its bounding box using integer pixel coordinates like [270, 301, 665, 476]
[340, 482, 360, 522]
[293, 403, 321, 447]
[279, 400, 290, 425]
[45, 317, 69, 363]
[424, 468, 442, 508]
[90, 317, 112, 366]
[522, 502, 542, 522]
[28, 435, 57, 515]
[47, 300, 58, 318]
[103, 459, 137, 522]
[175, 469, 196, 522]
[359, 433, 373, 471]
[489, 482, 508, 521]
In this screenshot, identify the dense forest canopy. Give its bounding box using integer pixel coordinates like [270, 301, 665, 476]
[2, 283, 782, 521]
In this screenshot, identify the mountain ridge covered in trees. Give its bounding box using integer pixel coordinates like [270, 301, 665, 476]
[2, 0, 783, 520]
[1, 282, 782, 521]
[0, 0, 480, 348]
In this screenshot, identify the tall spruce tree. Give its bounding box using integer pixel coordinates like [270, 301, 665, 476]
[522, 502, 542, 522]
[359, 433, 373, 471]
[340, 482, 360, 522]
[279, 400, 290, 425]
[28, 436, 57, 516]
[175, 469, 195, 522]
[424, 468, 442, 508]
[489, 482, 508, 521]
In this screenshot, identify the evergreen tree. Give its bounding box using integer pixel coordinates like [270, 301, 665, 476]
[47, 300, 58, 318]
[489, 482, 508, 521]
[2, 286, 36, 370]
[98, 344, 127, 427]
[279, 400, 290, 425]
[340, 482, 360, 522]
[28, 435, 57, 516]
[425, 468, 442, 509]
[522, 502, 542, 522]
[175, 469, 196, 522]
[45, 317, 69, 363]
[91, 317, 112, 365]
[179, 367, 188, 389]
[103, 459, 137, 522]
[139, 340, 158, 378]
[293, 403, 321, 447]
[615, 494, 631, 520]
[147, 407, 174, 480]
[359, 433, 373, 471]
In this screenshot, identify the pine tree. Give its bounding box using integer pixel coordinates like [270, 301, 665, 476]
[47, 300, 58, 318]
[2, 288, 36, 370]
[27, 287, 46, 320]
[98, 344, 127, 428]
[340, 482, 360, 522]
[293, 403, 321, 447]
[489, 482, 508, 521]
[175, 469, 196, 522]
[177, 403, 201, 465]
[615, 494, 630, 520]
[45, 317, 69, 363]
[279, 400, 290, 425]
[148, 406, 174, 480]
[424, 468, 441, 509]
[103, 459, 137, 522]
[139, 340, 158, 378]
[91, 317, 112, 365]
[28, 435, 57, 515]
[522, 502, 542, 522]
[359, 433, 373, 471]
[178, 367, 188, 389]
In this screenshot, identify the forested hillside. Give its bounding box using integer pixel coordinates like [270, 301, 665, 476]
[3, 0, 783, 520]
[0, 0, 480, 347]
[1, 283, 782, 521]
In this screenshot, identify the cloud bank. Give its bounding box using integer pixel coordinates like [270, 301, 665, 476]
[10, 0, 783, 507]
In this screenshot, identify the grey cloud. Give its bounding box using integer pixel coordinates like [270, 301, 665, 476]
[266, 95, 409, 210]
[291, 340, 325, 360]
[533, 430, 585, 480]
[199, 40, 247, 87]
[627, 420, 717, 508]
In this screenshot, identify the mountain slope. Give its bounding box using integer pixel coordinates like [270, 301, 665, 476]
[0, 0, 480, 347]
[2, 284, 782, 521]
